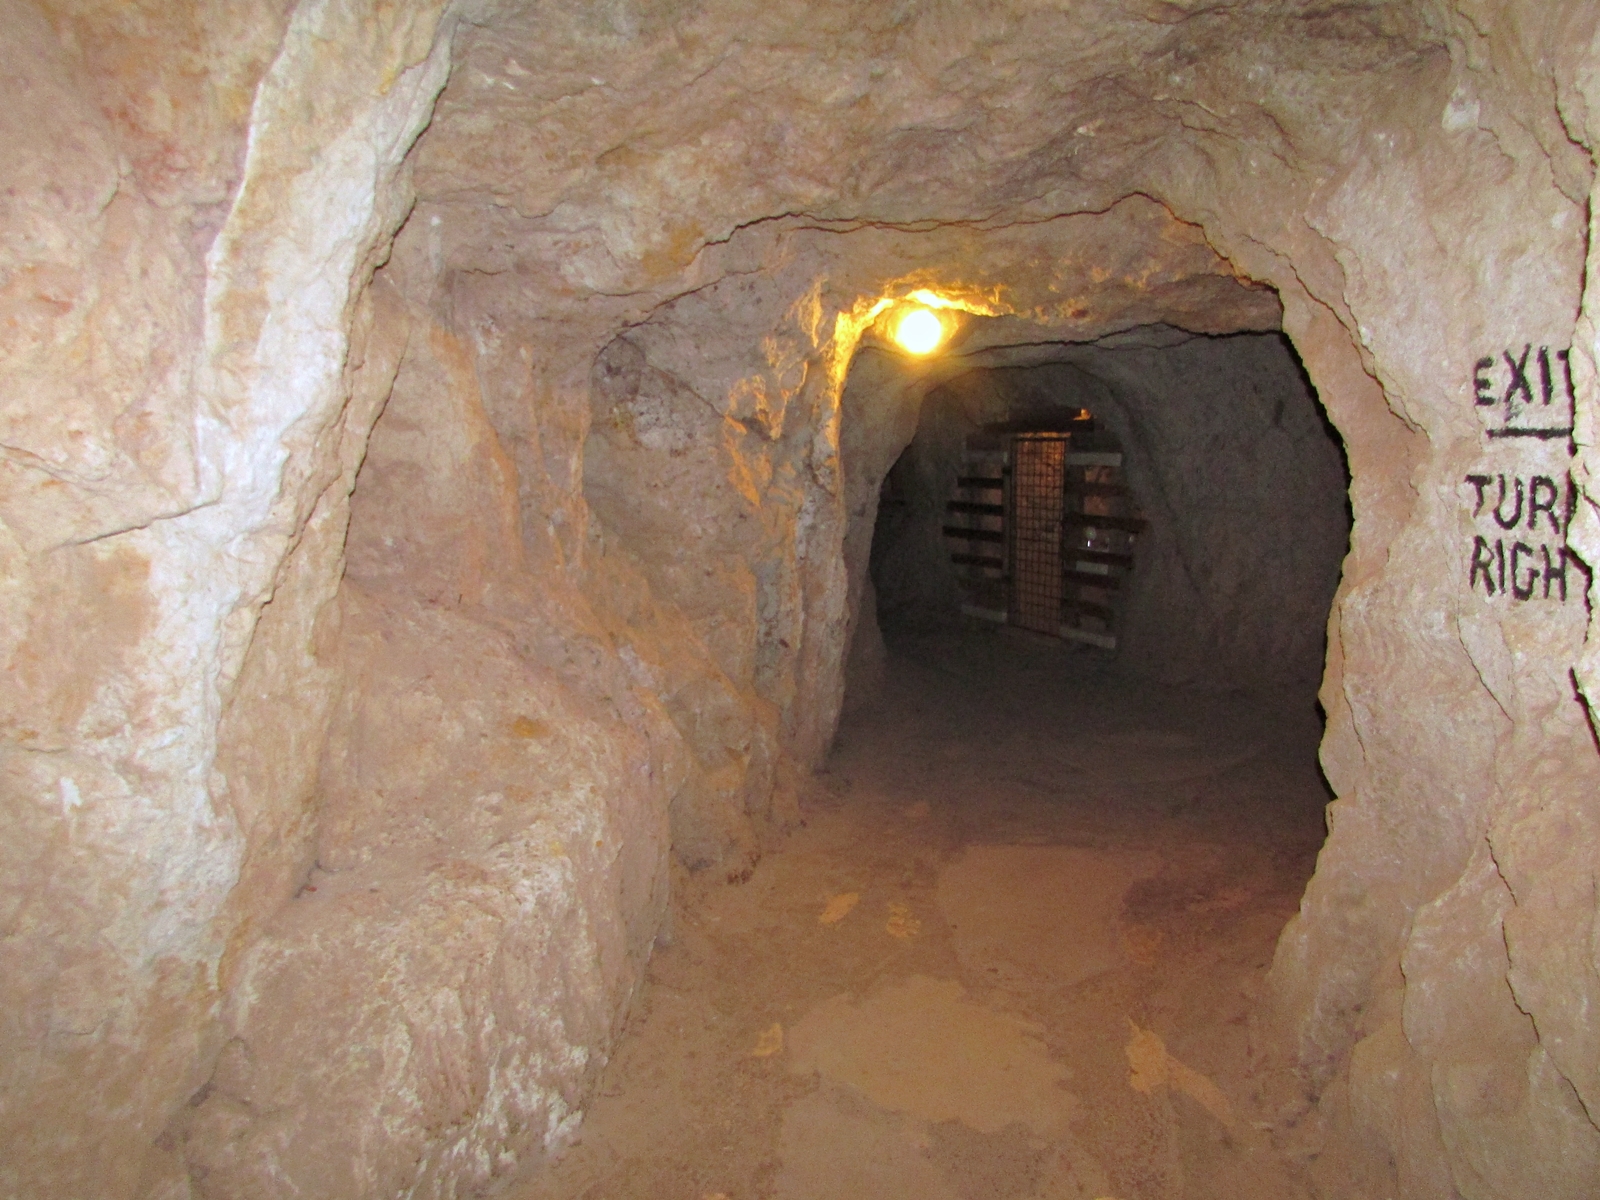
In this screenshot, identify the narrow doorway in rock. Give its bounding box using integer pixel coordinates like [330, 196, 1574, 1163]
[941, 420, 1144, 647]
[868, 330, 1348, 693]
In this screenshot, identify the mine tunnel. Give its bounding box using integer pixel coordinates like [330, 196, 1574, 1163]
[551, 319, 1358, 1197]
[10, 5, 1600, 1200]
[694, 319, 1352, 1198]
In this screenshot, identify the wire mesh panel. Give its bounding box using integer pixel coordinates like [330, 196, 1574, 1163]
[1008, 433, 1069, 634]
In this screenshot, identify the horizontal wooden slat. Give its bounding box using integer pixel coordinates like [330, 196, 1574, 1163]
[1060, 624, 1117, 650]
[1062, 481, 1129, 498]
[1061, 511, 1146, 533]
[963, 583, 1010, 611]
[960, 603, 1009, 624]
[943, 525, 1005, 543]
[946, 500, 1004, 516]
[1064, 569, 1120, 590]
[956, 476, 1004, 490]
[1063, 597, 1116, 621]
[951, 553, 1005, 570]
[1066, 549, 1134, 568]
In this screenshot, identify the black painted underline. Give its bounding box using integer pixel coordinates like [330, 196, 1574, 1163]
[1486, 427, 1574, 439]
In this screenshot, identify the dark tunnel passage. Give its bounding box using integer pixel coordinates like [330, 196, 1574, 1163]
[863, 329, 1351, 699]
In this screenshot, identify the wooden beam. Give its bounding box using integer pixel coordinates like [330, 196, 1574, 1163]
[1064, 569, 1119, 590]
[943, 526, 1005, 543]
[961, 604, 1009, 624]
[1062, 481, 1129, 498]
[1061, 511, 1146, 533]
[1066, 548, 1134, 567]
[1060, 624, 1117, 650]
[1063, 597, 1116, 620]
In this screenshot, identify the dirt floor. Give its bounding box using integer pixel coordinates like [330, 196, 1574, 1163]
[511, 629, 1332, 1200]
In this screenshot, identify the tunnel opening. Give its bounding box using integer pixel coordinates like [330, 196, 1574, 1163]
[835, 320, 1352, 884]
[897, 414, 1132, 646]
[161, 171, 1379, 1192]
[734, 322, 1359, 1195]
[859, 329, 1351, 698]
[522, 319, 1360, 1198]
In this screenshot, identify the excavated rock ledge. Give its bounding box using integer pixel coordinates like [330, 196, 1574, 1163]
[5, 2, 1600, 1197]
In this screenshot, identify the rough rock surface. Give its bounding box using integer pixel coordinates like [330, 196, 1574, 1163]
[5, 2, 1600, 1198]
[514, 631, 1332, 1200]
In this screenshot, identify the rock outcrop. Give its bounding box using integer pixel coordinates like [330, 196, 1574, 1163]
[5, 2, 1600, 1197]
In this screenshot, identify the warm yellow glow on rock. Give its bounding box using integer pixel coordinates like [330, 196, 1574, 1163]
[893, 307, 945, 354]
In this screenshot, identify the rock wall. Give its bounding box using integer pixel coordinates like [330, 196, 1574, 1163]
[178, 243, 683, 1195]
[871, 332, 1351, 693]
[5, 2, 1600, 1197]
[2, 2, 461, 1195]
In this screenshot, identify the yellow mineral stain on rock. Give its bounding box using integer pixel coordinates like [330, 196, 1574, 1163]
[886, 901, 921, 939]
[509, 715, 549, 739]
[640, 220, 706, 281]
[750, 1023, 785, 1058]
[1125, 1020, 1237, 1131]
[1125, 1021, 1169, 1094]
[818, 892, 860, 924]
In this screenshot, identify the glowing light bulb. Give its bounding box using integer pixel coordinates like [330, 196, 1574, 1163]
[893, 307, 944, 354]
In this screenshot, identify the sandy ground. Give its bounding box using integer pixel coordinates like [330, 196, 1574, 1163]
[511, 630, 1330, 1200]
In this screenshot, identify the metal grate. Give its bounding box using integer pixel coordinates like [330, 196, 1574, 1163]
[1009, 433, 1070, 635]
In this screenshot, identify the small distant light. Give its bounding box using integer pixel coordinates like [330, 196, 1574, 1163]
[893, 307, 945, 355]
